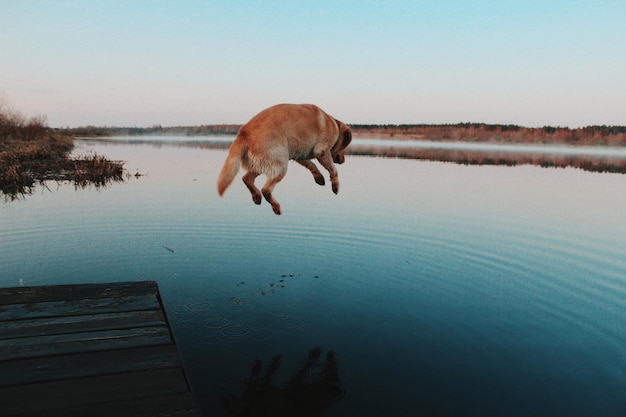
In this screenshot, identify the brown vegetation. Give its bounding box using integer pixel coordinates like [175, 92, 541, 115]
[0, 104, 126, 200]
[349, 123, 626, 146]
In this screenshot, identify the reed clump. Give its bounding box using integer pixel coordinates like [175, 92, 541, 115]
[71, 154, 125, 188]
[1, 104, 126, 200]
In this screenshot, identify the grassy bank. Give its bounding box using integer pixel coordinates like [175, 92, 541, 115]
[1, 106, 125, 200]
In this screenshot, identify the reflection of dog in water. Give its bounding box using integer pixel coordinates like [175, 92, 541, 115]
[217, 104, 352, 215]
[219, 347, 345, 416]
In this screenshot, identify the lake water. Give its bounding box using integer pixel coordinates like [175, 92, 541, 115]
[2, 137, 626, 416]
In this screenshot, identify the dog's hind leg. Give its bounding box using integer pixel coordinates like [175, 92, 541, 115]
[295, 160, 325, 186]
[261, 171, 286, 215]
[242, 171, 262, 205]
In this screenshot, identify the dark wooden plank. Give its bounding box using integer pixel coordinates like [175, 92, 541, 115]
[11, 393, 202, 417]
[0, 293, 160, 322]
[0, 281, 201, 416]
[0, 325, 172, 361]
[0, 309, 166, 340]
[0, 368, 192, 415]
[0, 281, 159, 305]
[0, 344, 182, 387]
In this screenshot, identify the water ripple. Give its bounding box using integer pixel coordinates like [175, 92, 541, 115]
[217, 323, 253, 342]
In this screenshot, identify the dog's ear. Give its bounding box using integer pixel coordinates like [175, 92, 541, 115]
[342, 127, 352, 148]
[335, 120, 352, 149]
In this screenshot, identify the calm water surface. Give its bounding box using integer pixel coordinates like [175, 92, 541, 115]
[2, 139, 626, 416]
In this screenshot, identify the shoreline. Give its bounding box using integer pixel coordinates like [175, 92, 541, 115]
[74, 135, 626, 176]
[62, 123, 626, 147]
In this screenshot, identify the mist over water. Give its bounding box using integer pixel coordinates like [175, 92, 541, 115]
[2, 139, 626, 416]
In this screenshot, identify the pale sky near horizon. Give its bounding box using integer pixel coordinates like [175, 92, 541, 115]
[1, 0, 625, 128]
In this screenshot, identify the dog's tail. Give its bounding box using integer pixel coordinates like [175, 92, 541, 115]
[217, 135, 247, 196]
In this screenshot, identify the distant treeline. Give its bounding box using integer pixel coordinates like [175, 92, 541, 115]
[64, 124, 241, 137]
[62, 123, 626, 146]
[349, 123, 626, 146]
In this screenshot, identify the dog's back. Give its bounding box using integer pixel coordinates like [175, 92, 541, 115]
[241, 104, 338, 168]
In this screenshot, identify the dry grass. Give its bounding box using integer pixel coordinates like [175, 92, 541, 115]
[1, 105, 126, 200]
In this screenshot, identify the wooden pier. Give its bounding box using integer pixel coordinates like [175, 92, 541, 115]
[0, 280, 202, 417]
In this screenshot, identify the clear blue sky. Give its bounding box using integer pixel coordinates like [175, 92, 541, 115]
[1, 0, 625, 128]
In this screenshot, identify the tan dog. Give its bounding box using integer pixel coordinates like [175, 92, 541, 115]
[217, 104, 352, 215]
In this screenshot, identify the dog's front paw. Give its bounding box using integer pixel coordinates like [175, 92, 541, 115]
[332, 181, 339, 194]
[314, 175, 325, 186]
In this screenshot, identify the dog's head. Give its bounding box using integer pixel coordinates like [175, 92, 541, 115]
[332, 121, 352, 164]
